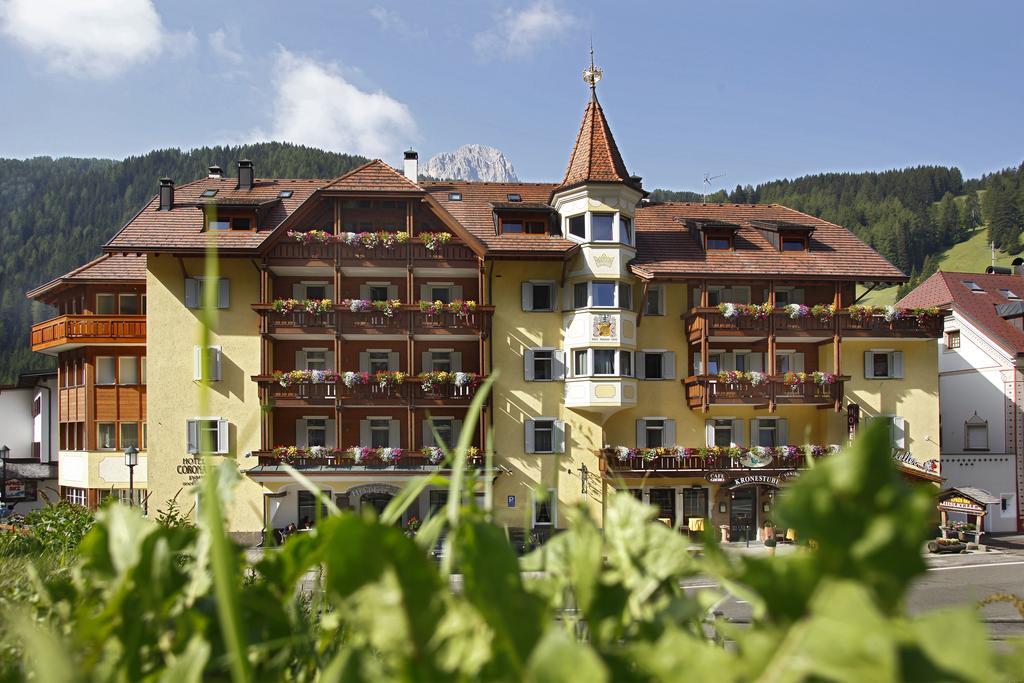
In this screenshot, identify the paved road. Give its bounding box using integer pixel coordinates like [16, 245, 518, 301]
[684, 551, 1024, 639]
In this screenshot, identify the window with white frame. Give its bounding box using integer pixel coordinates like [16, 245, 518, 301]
[697, 285, 751, 307]
[186, 418, 229, 454]
[774, 287, 804, 306]
[752, 418, 787, 447]
[65, 487, 87, 506]
[96, 356, 116, 385]
[637, 417, 676, 448]
[775, 351, 804, 374]
[522, 281, 556, 312]
[428, 350, 453, 372]
[638, 350, 675, 380]
[707, 418, 743, 448]
[118, 293, 139, 315]
[424, 417, 458, 448]
[644, 285, 664, 315]
[303, 282, 329, 300]
[368, 350, 392, 374]
[120, 422, 140, 449]
[964, 413, 989, 451]
[193, 346, 223, 382]
[572, 349, 632, 377]
[118, 357, 138, 385]
[307, 418, 328, 448]
[564, 211, 634, 245]
[533, 488, 557, 526]
[864, 350, 903, 379]
[184, 278, 230, 309]
[305, 349, 328, 371]
[96, 293, 116, 315]
[367, 419, 389, 448]
[524, 349, 564, 381]
[572, 281, 632, 310]
[568, 214, 586, 239]
[525, 418, 565, 453]
[97, 422, 116, 450]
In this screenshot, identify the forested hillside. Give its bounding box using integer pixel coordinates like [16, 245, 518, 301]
[0, 143, 366, 382]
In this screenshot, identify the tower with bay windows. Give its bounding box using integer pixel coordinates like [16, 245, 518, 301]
[552, 61, 645, 414]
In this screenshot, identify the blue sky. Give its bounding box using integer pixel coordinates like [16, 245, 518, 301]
[0, 0, 1021, 192]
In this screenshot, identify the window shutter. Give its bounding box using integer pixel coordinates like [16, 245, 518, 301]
[359, 284, 371, 300]
[296, 419, 308, 448]
[792, 353, 805, 373]
[326, 420, 337, 449]
[748, 352, 763, 373]
[387, 285, 399, 301]
[522, 283, 533, 311]
[732, 419, 745, 447]
[864, 352, 875, 379]
[186, 419, 198, 454]
[524, 349, 535, 380]
[421, 351, 431, 373]
[452, 352, 463, 372]
[292, 283, 305, 300]
[553, 421, 566, 453]
[778, 418, 789, 446]
[216, 419, 229, 454]
[184, 278, 200, 309]
[359, 420, 370, 447]
[193, 346, 202, 381]
[422, 420, 434, 448]
[664, 419, 676, 447]
[525, 420, 536, 453]
[694, 352, 702, 375]
[359, 352, 369, 373]
[217, 278, 230, 309]
[211, 347, 222, 381]
[893, 417, 906, 449]
[705, 420, 715, 447]
[722, 352, 736, 371]
[636, 419, 647, 448]
[891, 351, 904, 378]
[664, 352, 676, 380]
[325, 350, 335, 370]
[635, 352, 647, 379]
[452, 285, 464, 301]
[295, 350, 307, 371]
[453, 419, 463, 447]
[419, 285, 430, 301]
[388, 352, 400, 372]
[750, 419, 760, 446]
[389, 420, 401, 448]
[552, 350, 565, 380]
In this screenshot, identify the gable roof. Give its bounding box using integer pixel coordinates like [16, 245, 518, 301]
[27, 253, 146, 302]
[898, 270, 1024, 355]
[554, 96, 640, 194]
[322, 159, 424, 194]
[631, 203, 906, 281]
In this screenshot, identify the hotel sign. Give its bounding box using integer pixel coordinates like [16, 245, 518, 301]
[730, 474, 782, 489]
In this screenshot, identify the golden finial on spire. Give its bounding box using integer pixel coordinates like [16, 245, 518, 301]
[582, 39, 602, 96]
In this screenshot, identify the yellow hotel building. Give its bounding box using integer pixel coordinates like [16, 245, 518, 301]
[29, 73, 942, 543]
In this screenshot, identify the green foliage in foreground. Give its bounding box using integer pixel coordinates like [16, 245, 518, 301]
[2, 424, 1023, 681]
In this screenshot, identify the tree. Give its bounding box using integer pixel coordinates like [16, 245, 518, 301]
[986, 182, 1024, 253]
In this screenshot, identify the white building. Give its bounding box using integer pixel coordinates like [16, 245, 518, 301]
[900, 267, 1024, 532]
[0, 371, 60, 512]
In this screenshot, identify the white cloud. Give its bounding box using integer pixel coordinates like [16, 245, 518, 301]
[208, 28, 243, 64]
[0, 0, 191, 78]
[473, 0, 574, 60]
[262, 49, 417, 160]
[369, 5, 426, 38]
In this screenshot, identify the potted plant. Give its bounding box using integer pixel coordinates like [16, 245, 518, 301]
[764, 537, 777, 556]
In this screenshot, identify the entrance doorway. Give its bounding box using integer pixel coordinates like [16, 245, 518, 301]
[729, 487, 757, 541]
[649, 488, 676, 526]
[361, 492, 394, 516]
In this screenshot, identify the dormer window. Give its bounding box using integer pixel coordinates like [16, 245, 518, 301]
[205, 212, 256, 232]
[781, 235, 808, 252]
[448, 192, 462, 201]
[502, 220, 524, 233]
[507, 193, 521, 202]
[705, 234, 732, 250]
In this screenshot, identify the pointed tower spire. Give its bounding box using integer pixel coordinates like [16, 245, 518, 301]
[555, 47, 639, 194]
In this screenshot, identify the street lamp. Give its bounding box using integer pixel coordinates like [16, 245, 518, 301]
[0, 445, 9, 509]
[124, 445, 139, 507]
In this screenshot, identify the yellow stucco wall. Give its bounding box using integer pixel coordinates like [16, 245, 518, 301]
[146, 255, 265, 538]
[57, 451, 149, 489]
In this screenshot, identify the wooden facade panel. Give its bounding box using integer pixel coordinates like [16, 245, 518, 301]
[93, 386, 119, 419]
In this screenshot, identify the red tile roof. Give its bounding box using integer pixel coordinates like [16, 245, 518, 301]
[631, 203, 906, 281]
[555, 96, 639, 193]
[898, 270, 1024, 355]
[323, 159, 423, 194]
[27, 253, 146, 301]
[105, 177, 325, 253]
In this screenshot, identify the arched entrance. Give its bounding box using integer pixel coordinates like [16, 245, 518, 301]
[361, 492, 393, 516]
[345, 483, 401, 517]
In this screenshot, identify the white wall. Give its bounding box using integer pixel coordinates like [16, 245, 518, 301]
[0, 386, 33, 459]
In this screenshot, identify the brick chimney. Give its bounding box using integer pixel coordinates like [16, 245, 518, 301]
[237, 159, 254, 190]
[158, 178, 174, 211]
[403, 149, 418, 182]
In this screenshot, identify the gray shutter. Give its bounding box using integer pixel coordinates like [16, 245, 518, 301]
[524, 349, 535, 380]
[552, 350, 565, 380]
[217, 420, 229, 454]
[452, 285, 463, 301]
[325, 350, 335, 370]
[359, 352, 369, 373]
[892, 351, 904, 378]
[387, 285, 399, 301]
[664, 352, 676, 380]
[217, 279, 230, 309]
[722, 352, 736, 372]
[388, 352, 400, 372]
[419, 285, 430, 301]
[184, 278, 200, 308]
[193, 346, 202, 381]
[553, 420, 566, 453]
[211, 347, 223, 381]
[793, 288, 805, 304]
[521, 283, 533, 311]
[893, 417, 906, 448]
[453, 419, 463, 447]
[864, 352, 874, 379]
[421, 351, 431, 373]
[732, 419, 745, 447]
[296, 350, 307, 371]
[748, 353, 763, 373]
[359, 284, 371, 300]
[636, 419, 646, 448]
[296, 420, 308, 448]
[793, 353, 805, 373]
[389, 420, 401, 448]
[186, 419, 198, 453]
[326, 420, 337, 449]
[635, 352, 647, 379]
[525, 420, 536, 453]
[705, 419, 715, 447]
[778, 418, 789, 446]
[292, 283, 305, 299]
[664, 419, 676, 447]
[422, 419, 434, 448]
[750, 419, 760, 447]
[452, 352, 463, 372]
[359, 420, 370, 447]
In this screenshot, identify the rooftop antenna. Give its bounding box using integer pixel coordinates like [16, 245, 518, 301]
[702, 172, 726, 204]
[992, 240, 996, 269]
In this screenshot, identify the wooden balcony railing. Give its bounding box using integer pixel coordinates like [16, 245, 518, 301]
[256, 375, 487, 407]
[685, 375, 773, 408]
[410, 307, 493, 335]
[772, 376, 849, 406]
[256, 379, 338, 405]
[771, 312, 836, 336]
[255, 304, 494, 336]
[30, 315, 146, 352]
[265, 238, 478, 267]
[686, 307, 771, 340]
[251, 452, 484, 470]
[252, 307, 337, 333]
[336, 309, 410, 333]
[687, 307, 945, 342]
[599, 449, 811, 475]
[838, 312, 943, 338]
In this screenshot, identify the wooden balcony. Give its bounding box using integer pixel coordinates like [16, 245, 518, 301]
[264, 239, 478, 269]
[598, 449, 809, 476]
[686, 307, 770, 341]
[30, 315, 146, 354]
[412, 379, 483, 404]
[772, 376, 849, 407]
[838, 312, 943, 338]
[252, 306, 336, 336]
[255, 378, 338, 407]
[687, 307, 945, 344]
[249, 451, 483, 472]
[685, 375, 772, 409]
[772, 311, 836, 338]
[336, 308, 410, 334]
[410, 307, 494, 336]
